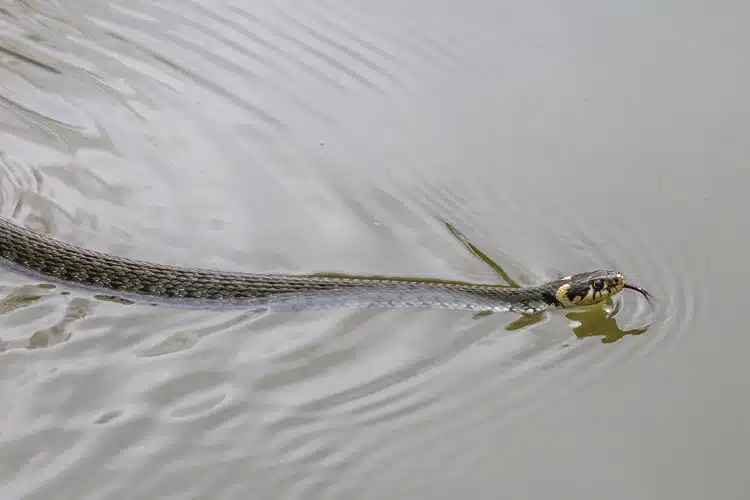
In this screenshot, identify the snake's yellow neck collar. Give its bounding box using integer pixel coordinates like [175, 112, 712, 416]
[553, 272, 626, 308]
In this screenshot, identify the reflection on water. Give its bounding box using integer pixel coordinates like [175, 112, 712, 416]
[567, 300, 649, 344]
[0, 0, 738, 499]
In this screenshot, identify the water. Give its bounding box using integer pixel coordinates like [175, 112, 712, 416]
[0, 1, 747, 498]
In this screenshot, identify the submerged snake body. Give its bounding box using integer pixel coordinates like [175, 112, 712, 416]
[0, 217, 636, 313]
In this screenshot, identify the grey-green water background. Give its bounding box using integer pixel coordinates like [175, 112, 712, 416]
[0, 1, 747, 499]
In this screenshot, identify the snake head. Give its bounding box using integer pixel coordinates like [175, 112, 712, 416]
[553, 270, 649, 308]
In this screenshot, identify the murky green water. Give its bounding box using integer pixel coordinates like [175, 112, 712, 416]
[0, 1, 747, 498]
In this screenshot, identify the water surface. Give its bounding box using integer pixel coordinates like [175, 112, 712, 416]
[0, 1, 747, 499]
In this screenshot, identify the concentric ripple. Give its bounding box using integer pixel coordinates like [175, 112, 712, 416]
[0, 1, 710, 499]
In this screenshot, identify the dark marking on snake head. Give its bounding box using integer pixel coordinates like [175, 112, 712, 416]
[565, 280, 591, 302]
[541, 287, 561, 307]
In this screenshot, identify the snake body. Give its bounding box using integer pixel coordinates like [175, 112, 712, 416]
[0, 217, 645, 313]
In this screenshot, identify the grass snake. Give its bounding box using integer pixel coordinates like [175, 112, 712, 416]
[0, 217, 650, 314]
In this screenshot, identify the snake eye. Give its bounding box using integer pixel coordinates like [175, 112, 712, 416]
[592, 279, 604, 291]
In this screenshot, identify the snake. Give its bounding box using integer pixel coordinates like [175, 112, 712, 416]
[0, 216, 651, 314]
